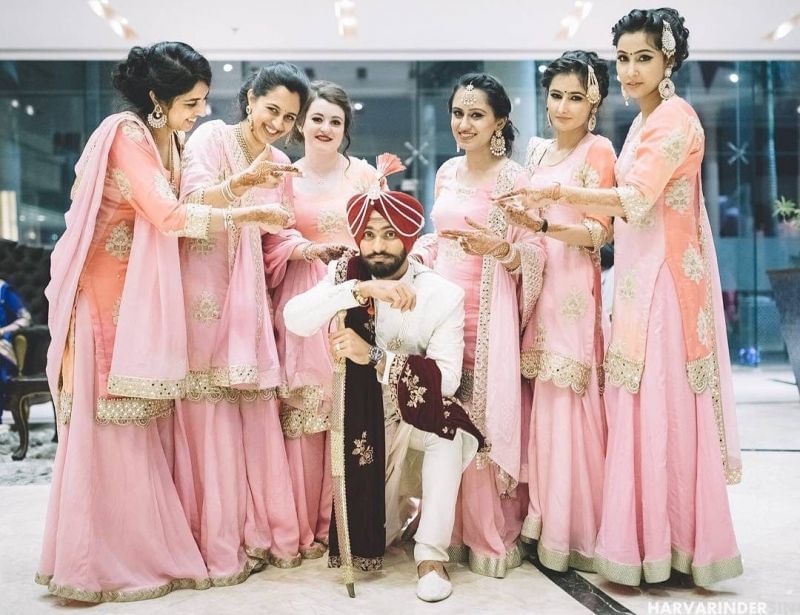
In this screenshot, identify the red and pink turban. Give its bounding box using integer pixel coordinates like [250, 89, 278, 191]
[346, 154, 425, 253]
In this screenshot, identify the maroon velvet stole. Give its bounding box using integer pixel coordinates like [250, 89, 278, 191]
[328, 256, 483, 573]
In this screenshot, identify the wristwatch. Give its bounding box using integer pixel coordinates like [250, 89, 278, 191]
[352, 281, 369, 306]
[368, 345, 386, 366]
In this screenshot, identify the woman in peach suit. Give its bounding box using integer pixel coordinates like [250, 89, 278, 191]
[497, 9, 742, 587]
[38, 43, 285, 602]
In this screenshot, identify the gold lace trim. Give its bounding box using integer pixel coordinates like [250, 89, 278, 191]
[96, 397, 173, 426]
[279, 402, 329, 438]
[106, 374, 184, 400]
[35, 572, 211, 603]
[594, 548, 743, 587]
[521, 514, 542, 541]
[603, 347, 644, 394]
[244, 545, 302, 569]
[447, 542, 523, 579]
[537, 542, 595, 573]
[517, 241, 545, 327]
[328, 555, 383, 571]
[615, 185, 653, 229]
[582, 218, 607, 253]
[183, 370, 277, 403]
[520, 349, 591, 396]
[56, 392, 73, 425]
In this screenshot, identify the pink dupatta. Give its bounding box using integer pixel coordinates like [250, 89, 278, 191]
[46, 112, 188, 404]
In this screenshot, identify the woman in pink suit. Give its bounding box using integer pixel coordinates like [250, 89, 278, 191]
[173, 63, 312, 582]
[497, 8, 742, 586]
[501, 50, 615, 573]
[38, 43, 286, 602]
[271, 81, 376, 558]
[412, 73, 545, 577]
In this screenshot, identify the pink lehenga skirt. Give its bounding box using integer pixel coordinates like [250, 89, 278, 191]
[523, 371, 606, 572]
[36, 294, 209, 602]
[594, 269, 743, 586]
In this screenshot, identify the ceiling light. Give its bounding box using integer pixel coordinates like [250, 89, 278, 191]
[25, 105, 34, 116]
[223, 63, 233, 72]
[729, 73, 739, 83]
[353, 102, 364, 111]
[334, 0, 358, 38]
[513, 97, 522, 106]
[10, 99, 19, 108]
[766, 12, 800, 40]
[538, 65, 547, 74]
[87, 1, 138, 40]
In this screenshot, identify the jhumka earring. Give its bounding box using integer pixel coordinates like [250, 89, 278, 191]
[659, 20, 677, 100]
[586, 64, 601, 132]
[246, 104, 254, 131]
[617, 75, 629, 107]
[461, 83, 478, 106]
[147, 102, 167, 129]
[490, 129, 506, 157]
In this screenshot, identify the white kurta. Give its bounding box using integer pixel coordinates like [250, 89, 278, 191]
[284, 257, 478, 561]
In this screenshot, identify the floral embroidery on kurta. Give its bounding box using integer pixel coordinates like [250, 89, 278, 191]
[440, 237, 466, 262]
[352, 431, 374, 466]
[616, 185, 653, 229]
[572, 162, 600, 188]
[188, 236, 216, 256]
[191, 290, 221, 321]
[665, 176, 691, 212]
[153, 173, 177, 201]
[105, 221, 133, 261]
[111, 168, 133, 202]
[660, 128, 686, 164]
[111, 295, 121, 325]
[617, 270, 638, 302]
[560, 289, 588, 322]
[682, 245, 704, 283]
[316, 208, 347, 236]
[121, 121, 146, 142]
[696, 305, 712, 347]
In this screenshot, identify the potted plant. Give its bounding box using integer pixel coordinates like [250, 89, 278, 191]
[767, 196, 800, 396]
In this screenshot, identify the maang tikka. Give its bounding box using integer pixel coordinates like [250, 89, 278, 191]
[461, 83, 478, 106]
[658, 19, 677, 100]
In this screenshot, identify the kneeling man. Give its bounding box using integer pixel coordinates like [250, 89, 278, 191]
[284, 165, 481, 602]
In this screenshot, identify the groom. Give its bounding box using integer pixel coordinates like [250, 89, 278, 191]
[283, 178, 482, 602]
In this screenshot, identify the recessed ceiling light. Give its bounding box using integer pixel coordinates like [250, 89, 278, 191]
[353, 102, 364, 111]
[223, 63, 233, 72]
[10, 99, 19, 108]
[729, 73, 739, 83]
[25, 105, 34, 116]
[538, 65, 547, 74]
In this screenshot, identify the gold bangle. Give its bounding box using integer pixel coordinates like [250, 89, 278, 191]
[301, 242, 316, 263]
[495, 242, 517, 265]
[221, 179, 236, 203]
[352, 281, 369, 306]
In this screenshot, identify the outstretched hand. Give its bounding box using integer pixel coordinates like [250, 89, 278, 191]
[439, 217, 509, 257]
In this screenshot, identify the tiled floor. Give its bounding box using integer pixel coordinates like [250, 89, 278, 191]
[2, 366, 798, 614]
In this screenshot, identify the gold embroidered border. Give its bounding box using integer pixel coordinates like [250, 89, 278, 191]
[106, 374, 184, 400]
[328, 555, 383, 571]
[183, 370, 276, 403]
[95, 397, 173, 426]
[537, 543, 595, 573]
[278, 383, 324, 414]
[467, 541, 523, 578]
[521, 514, 542, 541]
[594, 548, 743, 587]
[209, 365, 260, 388]
[698, 210, 741, 486]
[520, 349, 591, 396]
[243, 545, 302, 569]
[615, 184, 653, 230]
[279, 402, 329, 438]
[603, 347, 644, 394]
[57, 392, 73, 425]
[517, 242, 545, 327]
[34, 572, 211, 603]
[182, 203, 212, 240]
[582, 218, 607, 253]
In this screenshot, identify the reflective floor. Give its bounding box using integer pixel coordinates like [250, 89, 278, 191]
[2, 366, 798, 614]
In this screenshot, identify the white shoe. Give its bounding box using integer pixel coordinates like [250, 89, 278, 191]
[416, 570, 452, 602]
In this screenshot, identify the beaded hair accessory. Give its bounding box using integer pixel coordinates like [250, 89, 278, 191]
[586, 65, 601, 106]
[461, 83, 478, 107]
[661, 20, 676, 60]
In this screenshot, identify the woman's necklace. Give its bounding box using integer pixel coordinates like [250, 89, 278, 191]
[541, 138, 581, 166]
[166, 135, 178, 196]
[235, 123, 256, 165]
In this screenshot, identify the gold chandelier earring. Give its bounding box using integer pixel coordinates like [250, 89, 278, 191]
[147, 102, 167, 129]
[490, 129, 506, 157]
[659, 19, 677, 100]
[586, 64, 601, 132]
